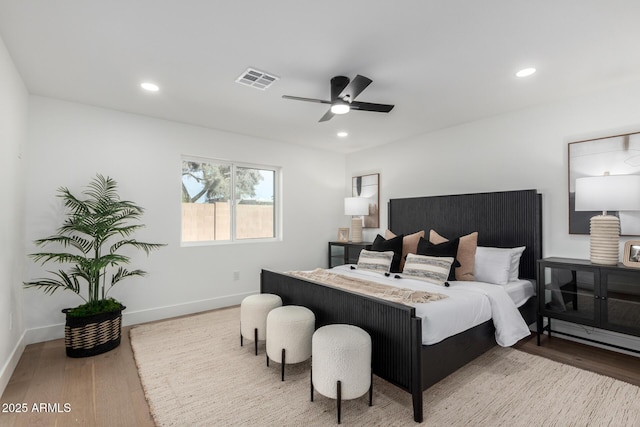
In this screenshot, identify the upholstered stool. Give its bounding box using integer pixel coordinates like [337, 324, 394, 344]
[240, 293, 282, 355]
[311, 324, 372, 424]
[266, 305, 315, 381]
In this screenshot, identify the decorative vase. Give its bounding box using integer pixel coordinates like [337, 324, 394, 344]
[62, 306, 125, 358]
[589, 215, 620, 265]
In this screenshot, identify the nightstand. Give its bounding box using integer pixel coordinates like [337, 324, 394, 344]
[537, 257, 640, 352]
[328, 241, 372, 268]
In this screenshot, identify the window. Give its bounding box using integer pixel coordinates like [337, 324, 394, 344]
[181, 156, 280, 244]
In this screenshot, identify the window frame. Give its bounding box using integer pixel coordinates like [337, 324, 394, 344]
[181, 155, 282, 246]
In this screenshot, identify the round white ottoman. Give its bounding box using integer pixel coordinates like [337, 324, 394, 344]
[311, 324, 372, 424]
[240, 293, 282, 355]
[266, 305, 315, 381]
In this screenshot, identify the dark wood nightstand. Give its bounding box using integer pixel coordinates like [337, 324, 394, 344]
[537, 257, 640, 353]
[328, 241, 372, 268]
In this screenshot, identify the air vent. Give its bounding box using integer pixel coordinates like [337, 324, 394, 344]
[235, 68, 279, 90]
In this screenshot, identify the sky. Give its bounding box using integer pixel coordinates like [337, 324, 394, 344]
[182, 168, 274, 203]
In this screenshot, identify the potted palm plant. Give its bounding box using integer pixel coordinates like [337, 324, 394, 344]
[24, 174, 165, 357]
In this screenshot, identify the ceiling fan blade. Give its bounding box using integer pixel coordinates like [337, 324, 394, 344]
[330, 76, 350, 101]
[339, 74, 372, 100]
[319, 109, 334, 122]
[282, 95, 331, 105]
[285, 74, 393, 121]
[349, 101, 394, 113]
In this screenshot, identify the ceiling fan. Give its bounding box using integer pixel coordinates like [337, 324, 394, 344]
[282, 75, 394, 122]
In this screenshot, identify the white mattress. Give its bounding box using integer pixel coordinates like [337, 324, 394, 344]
[330, 265, 533, 346]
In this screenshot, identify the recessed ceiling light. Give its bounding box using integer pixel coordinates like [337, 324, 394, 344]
[140, 82, 160, 92]
[337, 131, 348, 138]
[515, 68, 536, 78]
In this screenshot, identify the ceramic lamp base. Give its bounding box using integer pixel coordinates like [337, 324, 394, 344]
[351, 217, 363, 243]
[589, 215, 620, 265]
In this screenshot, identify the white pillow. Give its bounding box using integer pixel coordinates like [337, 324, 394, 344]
[357, 249, 394, 274]
[402, 253, 454, 286]
[507, 246, 526, 281]
[474, 246, 526, 285]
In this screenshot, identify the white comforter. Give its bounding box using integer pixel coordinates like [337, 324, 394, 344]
[330, 265, 531, 347]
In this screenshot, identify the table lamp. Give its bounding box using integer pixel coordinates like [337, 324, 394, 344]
[344, 197, 369, 243]
[575, 173, 640, 265]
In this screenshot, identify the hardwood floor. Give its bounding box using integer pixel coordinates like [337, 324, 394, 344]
[1, 328, 639, 427]
[0, 325, 154, 427]
[515, 333, 640, 387]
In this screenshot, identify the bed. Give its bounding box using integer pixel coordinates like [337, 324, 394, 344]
[260, 189, 542, 422]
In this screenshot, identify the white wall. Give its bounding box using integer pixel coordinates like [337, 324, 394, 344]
[0, 36, 28, 393]
[10, 52, 640, 391]
[346, 79, 640, 353]
[23, 96, 346, 342]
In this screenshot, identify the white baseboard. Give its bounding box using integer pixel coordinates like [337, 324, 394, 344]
[534, 319, 640, 357]
[23, 291, 254, 346]
[123, 292, 251, 327]
[0, 331, 27, 397]
[25, 322, 66, 344]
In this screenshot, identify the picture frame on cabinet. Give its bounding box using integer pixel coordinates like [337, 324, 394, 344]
[337, 228, 350, 242]
[622, 240, 640, 268]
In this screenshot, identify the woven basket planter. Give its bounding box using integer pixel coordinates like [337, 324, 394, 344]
[63, 306, 125, 358]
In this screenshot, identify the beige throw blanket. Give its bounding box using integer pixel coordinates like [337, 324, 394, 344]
[287, 268, 448, 305]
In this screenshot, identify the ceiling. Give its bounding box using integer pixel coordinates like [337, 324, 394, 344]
[1, 1, 640, 154]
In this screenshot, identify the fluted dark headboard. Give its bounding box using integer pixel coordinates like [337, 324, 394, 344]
[388, 189, 542, 280]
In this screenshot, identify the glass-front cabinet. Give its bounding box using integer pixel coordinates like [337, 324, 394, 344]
[601, 269, 640, 335]
[537, 257, 640, 347]
[538, 259, 599, 326]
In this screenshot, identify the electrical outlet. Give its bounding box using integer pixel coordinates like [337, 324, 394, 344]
[233, 271, 240, 281]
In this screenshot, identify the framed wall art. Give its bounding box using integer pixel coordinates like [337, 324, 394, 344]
[568, 131, 640, 235]
[352, 173, 379, 228]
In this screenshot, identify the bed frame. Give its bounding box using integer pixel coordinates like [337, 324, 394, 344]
[261, 189, 542, 422]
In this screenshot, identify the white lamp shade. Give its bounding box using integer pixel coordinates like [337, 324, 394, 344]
[575, 175, 640, 212]
[344, 197, 369, 216]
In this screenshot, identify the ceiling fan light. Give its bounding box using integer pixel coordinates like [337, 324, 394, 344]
[331, 103, 350, 115]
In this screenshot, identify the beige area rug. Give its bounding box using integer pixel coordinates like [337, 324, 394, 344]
[130, 307, 640, 426]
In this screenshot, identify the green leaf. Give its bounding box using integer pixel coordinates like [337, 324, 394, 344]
[24, 174, 164, 305]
